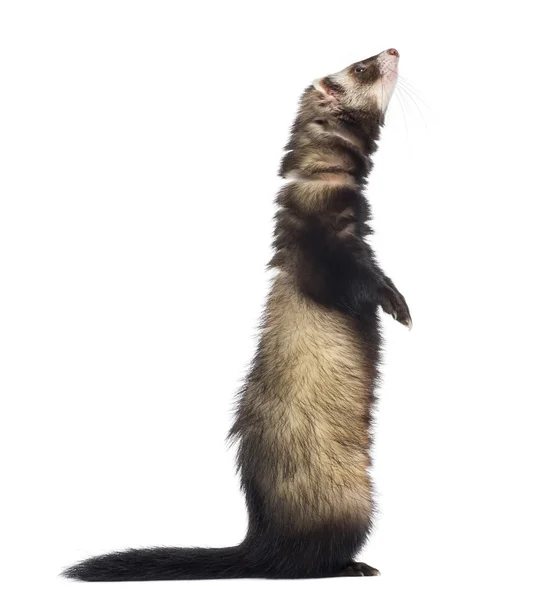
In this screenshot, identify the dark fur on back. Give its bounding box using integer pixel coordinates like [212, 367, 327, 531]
[64, 50, 411, 582]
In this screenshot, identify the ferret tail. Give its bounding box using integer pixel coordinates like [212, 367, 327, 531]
[62, 544, 254, 581]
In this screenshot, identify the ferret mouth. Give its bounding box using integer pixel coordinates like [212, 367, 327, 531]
[378, 48, 399, 83]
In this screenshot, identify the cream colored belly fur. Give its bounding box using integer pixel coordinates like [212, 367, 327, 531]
[254, 272, 373, 529]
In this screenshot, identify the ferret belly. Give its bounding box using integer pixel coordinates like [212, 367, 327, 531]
[256, 273, 373, 529]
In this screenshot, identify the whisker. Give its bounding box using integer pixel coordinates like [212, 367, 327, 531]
[397, 79, 430, 109]
[397, 83, 428, 130]
[386, 67, 429, 110]
[394, 87, 409, 142]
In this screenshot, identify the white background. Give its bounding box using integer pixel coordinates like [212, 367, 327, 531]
[1, 1, 549, 598]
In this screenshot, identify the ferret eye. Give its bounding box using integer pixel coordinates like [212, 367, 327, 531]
[355, 66, 366, 73]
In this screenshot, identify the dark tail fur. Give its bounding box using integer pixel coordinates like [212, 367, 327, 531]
[62, 545, 250, 581]
[63, 522, 369, 581]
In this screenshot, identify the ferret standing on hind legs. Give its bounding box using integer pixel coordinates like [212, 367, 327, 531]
[64, 47, 411, 581]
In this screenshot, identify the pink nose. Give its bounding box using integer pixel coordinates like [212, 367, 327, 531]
[387, 48, 399, 57]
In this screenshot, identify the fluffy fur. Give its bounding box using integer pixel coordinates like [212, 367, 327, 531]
[63, 49, 411, 582]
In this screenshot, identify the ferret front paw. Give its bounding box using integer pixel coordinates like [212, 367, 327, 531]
[378, 281, 412, 329]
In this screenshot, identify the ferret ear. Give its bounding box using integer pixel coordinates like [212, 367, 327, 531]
[313, 77, 340, 102]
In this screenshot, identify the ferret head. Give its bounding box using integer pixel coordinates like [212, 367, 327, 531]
[313, 49, 399, 115]
[280, 49, 400, 179]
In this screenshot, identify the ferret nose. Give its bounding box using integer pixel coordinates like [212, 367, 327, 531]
[387, 48, 399, 57]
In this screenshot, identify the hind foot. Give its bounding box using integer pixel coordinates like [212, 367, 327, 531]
[340, 562, 380, 577]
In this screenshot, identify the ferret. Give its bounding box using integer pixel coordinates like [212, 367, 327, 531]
[64, 47, 411, 581]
